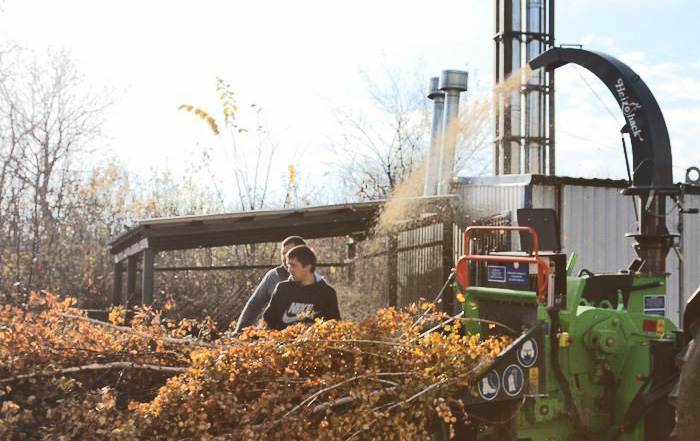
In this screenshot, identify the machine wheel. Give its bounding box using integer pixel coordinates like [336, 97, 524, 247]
[671, 320, 700, 441]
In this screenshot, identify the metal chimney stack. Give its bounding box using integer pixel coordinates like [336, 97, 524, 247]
[494, 0, 554, 175]
[437, 70, 468, 195]
[423, 77, 445, 196]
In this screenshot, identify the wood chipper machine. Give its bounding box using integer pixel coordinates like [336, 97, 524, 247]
[432, 47, 700, 441]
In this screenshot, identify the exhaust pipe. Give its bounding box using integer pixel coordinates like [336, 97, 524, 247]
[424, 77, 445, 196]
[437, 70, 468, 195]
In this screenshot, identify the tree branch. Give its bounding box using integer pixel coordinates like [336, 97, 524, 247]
[56, 312, 227, 349]
[0, 362, 187, 384]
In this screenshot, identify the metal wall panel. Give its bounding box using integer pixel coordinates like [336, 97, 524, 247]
[530, 185, 557, 210]
[457, 183, 526, 218]
[561, 187, 699, 325]
[457, 180, 526, 248]
[666, 207, 682, 325]
[667, 193, 700, 325]
[684, 193, 700, 322]
[560, 185, 637, 276]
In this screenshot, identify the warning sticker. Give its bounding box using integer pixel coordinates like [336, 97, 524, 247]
[487, 263, 529, 286]
[505, 262, 529, 285]
[503, 365, 524, 397]
[528, 367, 539, 395]
[644, 295, 665, 316]
[517, 338, 538, 368]
[487, 266, 506, 283]
[478, 370, 500, 401]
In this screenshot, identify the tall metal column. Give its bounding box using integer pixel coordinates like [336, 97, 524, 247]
[547, 0, 555, 175]
[494, 0, 522, 175]
[494, 0, 554, 175]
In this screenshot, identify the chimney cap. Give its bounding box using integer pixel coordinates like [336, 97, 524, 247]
[439, 70, 468, 92]
[426, 77, 444, 99]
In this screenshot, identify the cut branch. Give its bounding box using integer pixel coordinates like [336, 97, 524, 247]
[0, 362, 187, 384]
[56, 313, 227, 349]
[385, 377, 450, 411]
[278, 338, 418, 349]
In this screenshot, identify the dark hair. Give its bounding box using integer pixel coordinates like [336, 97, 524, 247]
[282, 236, 306, 248]
[286, 245, 316, 272]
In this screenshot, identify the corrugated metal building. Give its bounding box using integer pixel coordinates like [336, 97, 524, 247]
[455, 174, 700, 326]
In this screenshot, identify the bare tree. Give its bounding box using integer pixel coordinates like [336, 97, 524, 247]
[331, 66, 431, 201]
[0, 48, 107, 294]
[179, 78, 299, 212]
[331, 67, 492, 202]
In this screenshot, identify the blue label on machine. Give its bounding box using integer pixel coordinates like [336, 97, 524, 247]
[487, 266, 506, 283]
[505, 262, 529, 285]
[488, 262, 530, 285]
[488, 263, 529, 286]
[644, 295, 665, 316]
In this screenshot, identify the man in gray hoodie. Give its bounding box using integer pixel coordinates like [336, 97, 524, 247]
[234, 236, 306, 333]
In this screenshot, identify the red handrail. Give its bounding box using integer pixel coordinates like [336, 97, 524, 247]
[456, 226, 549, 303]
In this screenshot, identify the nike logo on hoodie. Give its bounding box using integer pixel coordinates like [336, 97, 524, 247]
[281, 302, 315, 324]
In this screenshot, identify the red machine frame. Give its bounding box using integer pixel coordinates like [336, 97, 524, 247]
[456, 226, 550, 303]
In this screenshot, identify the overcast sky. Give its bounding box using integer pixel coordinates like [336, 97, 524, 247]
[2, 0, 699, 204]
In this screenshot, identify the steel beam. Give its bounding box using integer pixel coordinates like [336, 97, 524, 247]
[153, 263, 346, 272]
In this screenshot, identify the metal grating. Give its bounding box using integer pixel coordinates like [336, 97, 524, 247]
[396, 223, 445, 307]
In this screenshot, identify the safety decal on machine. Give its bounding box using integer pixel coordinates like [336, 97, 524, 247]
[487, 263, 529, 286]
[503, 364, 524, 397]
[487, 266, 506, 283]
[478, 370, 500, 401]
[505, 262, 529, 285]
[528, 367, 540, 395]
[643, 295, 665, 316]
[517, 338, 538, 368]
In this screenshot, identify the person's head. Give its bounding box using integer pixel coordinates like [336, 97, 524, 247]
[280, 236, 306, 267]
[285, 245, 316, 282]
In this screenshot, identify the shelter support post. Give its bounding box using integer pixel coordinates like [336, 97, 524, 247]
[142, 248, 155, 305]
[112, 262, 123, 306]
[346, 236, 356, 283]
[385, 234, 398, 308]
[442, 218, 455, 314]
[126, 256, 138, 310]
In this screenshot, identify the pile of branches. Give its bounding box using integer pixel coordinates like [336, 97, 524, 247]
[0, 293, 509, 440]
